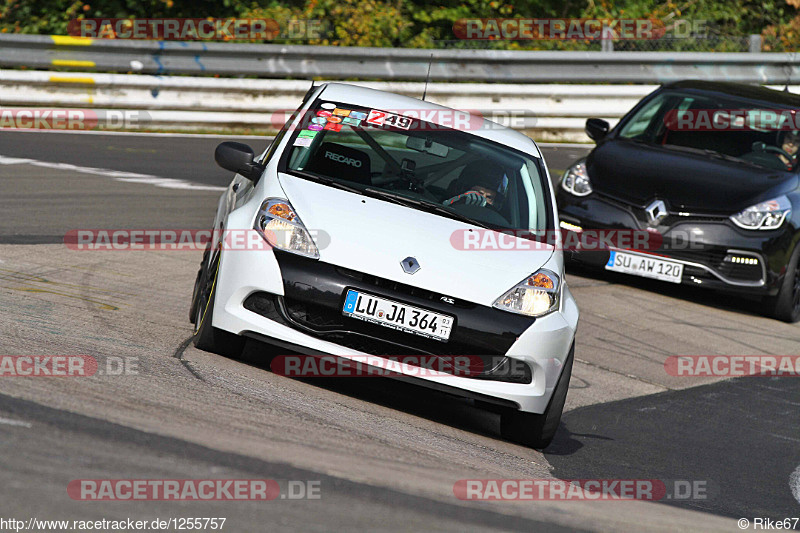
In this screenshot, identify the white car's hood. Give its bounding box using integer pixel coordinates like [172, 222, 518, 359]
[277, 173, 554, 307]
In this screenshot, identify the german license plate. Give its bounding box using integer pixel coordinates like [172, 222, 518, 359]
[342, 289, 453, 341]
[605, 251, 683, 284]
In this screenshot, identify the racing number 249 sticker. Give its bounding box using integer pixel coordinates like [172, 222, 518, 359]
[366, 110, 412, 130]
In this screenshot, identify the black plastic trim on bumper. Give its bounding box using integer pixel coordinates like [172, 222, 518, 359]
[243, 292, 533, 384]
[241, 331, 520, 410]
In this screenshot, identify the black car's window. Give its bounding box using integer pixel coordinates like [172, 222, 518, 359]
[281, 101, 551, 233]
[617, 90, 799, 171]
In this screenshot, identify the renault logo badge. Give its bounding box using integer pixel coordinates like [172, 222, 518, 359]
[645, 199, 668, 226]
[401, 257, 420, 275]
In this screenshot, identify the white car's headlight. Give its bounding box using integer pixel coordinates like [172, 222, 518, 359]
[254, 199, 319, 258]
[730, 195, 792, 230]
[561, 161, 592, 197]
[493, 269, 560, 317]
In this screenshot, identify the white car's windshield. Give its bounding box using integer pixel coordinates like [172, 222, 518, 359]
[281, 100, 551, 233]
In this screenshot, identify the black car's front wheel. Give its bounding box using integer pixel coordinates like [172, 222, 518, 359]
[191, 249, 245, 357]
[500, 344, 574, 449]
[764, 243, 800, 323]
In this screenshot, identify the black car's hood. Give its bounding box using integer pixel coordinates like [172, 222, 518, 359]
[588, 139, 798, 213]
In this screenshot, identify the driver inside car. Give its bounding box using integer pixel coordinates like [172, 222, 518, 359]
[443, 161, 507, 209]
[775, 130, 800, 169]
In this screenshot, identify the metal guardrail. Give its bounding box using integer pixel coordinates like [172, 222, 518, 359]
[0, 69, 656, 140]
[1, 33, 799, 83]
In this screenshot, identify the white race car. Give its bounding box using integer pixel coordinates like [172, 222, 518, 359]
[190, 83, 579, 448]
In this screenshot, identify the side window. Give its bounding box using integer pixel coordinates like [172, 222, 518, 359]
[619, 94, 668, 140]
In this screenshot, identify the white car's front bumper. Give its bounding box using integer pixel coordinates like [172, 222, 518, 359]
[212, 238, 579, 415]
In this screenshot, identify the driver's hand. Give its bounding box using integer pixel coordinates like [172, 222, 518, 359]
[443, 191, 487, 207]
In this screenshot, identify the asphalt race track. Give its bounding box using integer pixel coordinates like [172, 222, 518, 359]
[0, 130, 798, 531]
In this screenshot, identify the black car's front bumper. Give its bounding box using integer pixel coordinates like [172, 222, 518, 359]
[557, 193, 797, 295]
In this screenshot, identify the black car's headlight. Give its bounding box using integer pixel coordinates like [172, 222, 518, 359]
[561, 162, 593, 197]
[254, 199, 320, 258]
[730, 196, 792, 230]
[493, 269, 560, 317]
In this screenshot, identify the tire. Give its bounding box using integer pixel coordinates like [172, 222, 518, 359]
[500, 344, 574, 449]
[191, 250, 245, 358]
[764, 243, 800, 323]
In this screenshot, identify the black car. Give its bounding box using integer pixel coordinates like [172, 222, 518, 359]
[557, 80, 800, 322]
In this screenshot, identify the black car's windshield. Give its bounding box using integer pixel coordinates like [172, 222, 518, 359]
[282, 101, 551, 232]
[617, 90, 800, 172]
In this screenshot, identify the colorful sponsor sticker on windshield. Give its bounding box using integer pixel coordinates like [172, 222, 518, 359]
[320, 103, 336, 110]
[311, 117, 327, 124]
[307, 124, 324, 131]
[316, 110, 332, 117]
[327, 116, 343, 124]
[366, 110, 412, 130]
[333, 108, 351, 117]
[342, 117, 361, 126]
[298, 130, 318, 139]
[293, 137, 314, 147]
[349, 111, 367, 120]
[324, 123, 342, 132]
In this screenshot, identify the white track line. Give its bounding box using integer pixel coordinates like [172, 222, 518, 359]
[0, 155, 225, 192]
[791, 464, 800, 504]
[0, 128, 268, 140]
[0, 417, 32, 428]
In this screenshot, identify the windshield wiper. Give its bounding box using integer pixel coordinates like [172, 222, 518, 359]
[289, 170, 365, 195]
[363, 188, 492, 229]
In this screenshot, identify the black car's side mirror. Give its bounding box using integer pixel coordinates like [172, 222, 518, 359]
[215, 142, 264, 182]
[585, 118, 610, 142]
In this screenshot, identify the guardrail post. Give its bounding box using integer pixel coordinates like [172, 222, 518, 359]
[601, 24, 614, 52]
[749, 34, 762, 53]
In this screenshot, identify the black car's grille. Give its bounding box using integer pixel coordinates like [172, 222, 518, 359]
[597, 194, 728, 230]
[653, 248, 763, 282]
[242, 292, 532, 384]
[717, 261, 764, 282]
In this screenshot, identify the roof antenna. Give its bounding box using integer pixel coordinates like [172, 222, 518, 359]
[422, 54, 433, 101]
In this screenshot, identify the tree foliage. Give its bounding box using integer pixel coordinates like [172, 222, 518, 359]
[0, 0, 797, 50]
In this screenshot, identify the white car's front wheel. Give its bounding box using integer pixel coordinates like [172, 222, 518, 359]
[500, 344, 574, 449]
[191, 249, 244, 358]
